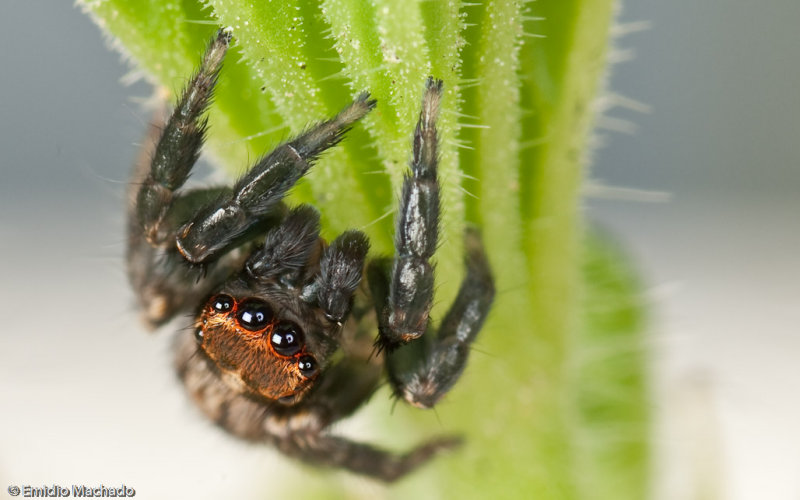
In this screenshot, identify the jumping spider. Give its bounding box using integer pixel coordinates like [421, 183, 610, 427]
[127, 30, 495, 482]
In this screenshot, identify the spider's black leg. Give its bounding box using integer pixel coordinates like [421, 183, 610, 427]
[371, 80, 495, 406]
[385, 228, 494, 408]
[274, 433, 460, 483]
[176, 95, 376, 265]
[127, 31, 241, 327]
[135, 29, 231, 247]
[127, 100, 243, 327]
[300, 230, 370, 324]
[375, 78, 443, 350]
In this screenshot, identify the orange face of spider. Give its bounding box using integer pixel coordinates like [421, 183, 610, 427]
[194, 294, 319, 402]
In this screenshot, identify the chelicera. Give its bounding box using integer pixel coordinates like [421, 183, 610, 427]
[127, 29, 495, 482]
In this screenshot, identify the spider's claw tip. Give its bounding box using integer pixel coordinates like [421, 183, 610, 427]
[425, 77, 444, 93]
[218, 27, 234, 41]
[354, 92, 377, 110]
[371, 335, 403, 358]
[370, 337, 392, 359]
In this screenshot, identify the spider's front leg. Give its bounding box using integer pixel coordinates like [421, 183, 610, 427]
[374, 79, 496, 408]
[128, 30, 237, 326]
[135, 30, 231, 247]
[376, 78, 443, 349]
[175, 93, 376, 265]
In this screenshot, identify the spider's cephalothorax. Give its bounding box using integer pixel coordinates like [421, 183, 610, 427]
[127, 30, 495, 482]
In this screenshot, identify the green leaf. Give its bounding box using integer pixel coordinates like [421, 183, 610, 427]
[79, 0, 650, 497]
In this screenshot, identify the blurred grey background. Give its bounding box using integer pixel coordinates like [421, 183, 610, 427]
[0, 1, 798, 499]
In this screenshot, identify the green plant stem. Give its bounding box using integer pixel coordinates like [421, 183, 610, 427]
[78, 0, 650, 497]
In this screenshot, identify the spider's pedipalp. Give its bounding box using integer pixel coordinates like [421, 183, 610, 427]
[245, 204, 321, 285]
[303, 230, 370, 324]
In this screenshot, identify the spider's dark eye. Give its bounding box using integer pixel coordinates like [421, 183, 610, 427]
[236, 299, 273, 331]
[297, 355, 318, 378]
[270, 322, 303, 356]
[194, 328, 204, 343]
[210, 294, 234, 313]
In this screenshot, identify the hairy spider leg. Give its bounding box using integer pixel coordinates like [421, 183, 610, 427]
[135, 30, 231, 247]
[128, 105, 243, 328]
[376, 78, 443, 349]
[274, 433, 461, 482]
[369, 79, 496, 407]
[175, 94, 376, 264]
[127, 30, 235, 327]
[385, 228, 495, 408]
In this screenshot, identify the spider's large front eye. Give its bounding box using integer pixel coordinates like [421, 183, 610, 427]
[210, 294, 234, 313]
[270, 322, 303, 356]
[236, 299, 273, 331]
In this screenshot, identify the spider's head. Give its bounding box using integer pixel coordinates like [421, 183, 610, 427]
[193, 290, 331, 404]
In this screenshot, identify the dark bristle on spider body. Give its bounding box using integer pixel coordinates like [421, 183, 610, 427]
[127, 29, 495, 482]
